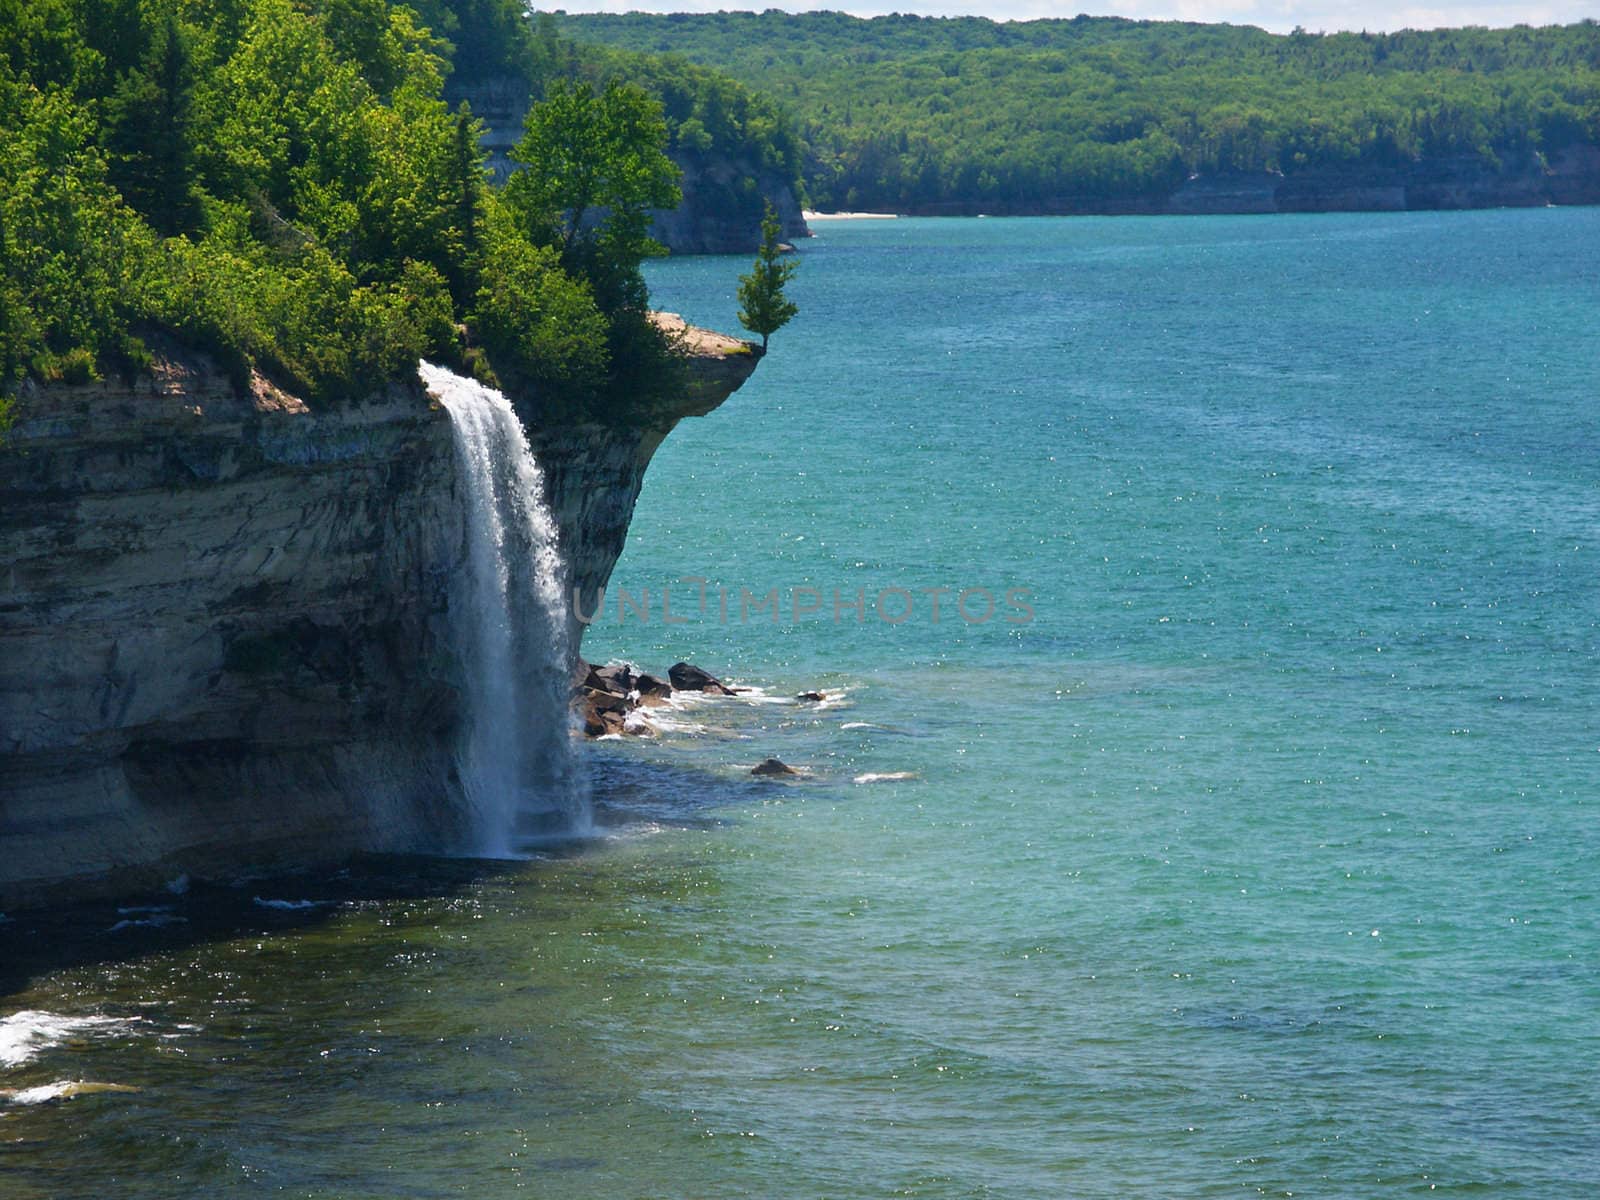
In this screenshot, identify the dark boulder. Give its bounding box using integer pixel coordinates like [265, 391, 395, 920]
[578, 686, 630, 737]
[590, 662, 637, 695]
[635, 673, 673, 705]
[582, 687, 629, 715]
[751, 757, 799, 777]
[669, 662, 734, 695]
[796, 691, 826, 702]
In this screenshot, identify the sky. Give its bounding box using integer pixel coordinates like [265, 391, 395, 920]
[541, 2, 1598, 36]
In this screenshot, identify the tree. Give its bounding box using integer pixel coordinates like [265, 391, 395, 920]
[503, 78, 680, 314]
[737, 200, 797, 350]
[106, 10, 201, 236]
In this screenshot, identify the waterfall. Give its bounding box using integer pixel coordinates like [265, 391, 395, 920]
[420, 362, 589, 853]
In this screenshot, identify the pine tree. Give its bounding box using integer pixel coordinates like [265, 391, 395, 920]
[737, 201, 798, 351]
[106, 11, 200, 236]
[448, 106, 483, 299]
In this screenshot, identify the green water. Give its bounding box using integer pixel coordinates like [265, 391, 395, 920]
[4, 210, 1599, 1197]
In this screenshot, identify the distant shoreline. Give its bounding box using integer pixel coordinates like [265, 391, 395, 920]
[802, 210, 899, 221]
[800, 157, 1600, 223]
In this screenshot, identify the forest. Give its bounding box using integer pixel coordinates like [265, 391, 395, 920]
[0, 0, 769, 424]
[554, 11, 1600, 212]
[411, 2, 804, 195]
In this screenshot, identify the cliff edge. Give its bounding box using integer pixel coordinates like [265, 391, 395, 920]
[0, 329, 759, 908]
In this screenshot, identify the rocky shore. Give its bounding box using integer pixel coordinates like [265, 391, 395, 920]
[572, 658, 825, 761]
[574, 659, 744, 738]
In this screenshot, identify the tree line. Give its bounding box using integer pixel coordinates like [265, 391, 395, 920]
[554, 11, 1600, 212]
[0, 0, 706, 423]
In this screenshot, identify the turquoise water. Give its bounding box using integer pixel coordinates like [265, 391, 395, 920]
[4, 210, 1599, 1197]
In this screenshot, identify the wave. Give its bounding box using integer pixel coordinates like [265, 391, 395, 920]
[0, 1011, 135, 1070]
[853, 771, 919, 784]
[1, 1080, 140, 1106]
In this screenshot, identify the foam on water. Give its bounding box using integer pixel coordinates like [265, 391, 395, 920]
[2, 1080, 141, 1106]
[0, 1012, 134, 1070]
[421, 362, 589, 853]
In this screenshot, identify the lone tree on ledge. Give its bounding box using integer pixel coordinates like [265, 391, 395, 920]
[737, 201, 798, 350]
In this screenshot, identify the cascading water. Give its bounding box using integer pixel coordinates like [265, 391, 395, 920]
[420, 362, 589, 853]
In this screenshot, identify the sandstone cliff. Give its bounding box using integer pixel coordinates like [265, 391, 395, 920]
[894, 144, 1600, 217]
[0, 332, 758, 908]
[1169, 146, 1600, 215]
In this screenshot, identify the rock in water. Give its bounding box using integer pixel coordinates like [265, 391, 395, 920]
[752, 758, 799, 777]
[635, 674, 673, 706]
[669, 662, 735, 695]
[582, 688, 628, 715]
[591, 663, 637, 695]
[796, 691, 826, 702]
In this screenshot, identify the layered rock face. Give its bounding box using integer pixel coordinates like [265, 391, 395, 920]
[1170, 146, 1600, 215]
[649, 153, 810, 254]
[0, 333, 758, 908]
[526, 315, 760, 647]
[899, 145, 1600, 217]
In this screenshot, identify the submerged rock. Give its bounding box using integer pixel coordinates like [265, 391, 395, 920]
[796, 691, 826, 702]
[751, 758, 798, 777]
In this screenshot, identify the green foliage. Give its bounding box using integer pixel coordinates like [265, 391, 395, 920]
[403, 0, 542, 84]
[567, 44, 809, 224]
[495, 72, 689, 407]
[0, 86, 155, 385]
[0, 0, 683, 413]
[571, 45, 804, 182]
[104, 8, 203, 235]
[737, 202, 797, 350]
[469, 203, 609, 396]
[503, 77, 680, 315]
[557, 11, 1600, 213]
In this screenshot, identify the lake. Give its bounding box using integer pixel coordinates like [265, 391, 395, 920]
[4, 208, 1598, 1197]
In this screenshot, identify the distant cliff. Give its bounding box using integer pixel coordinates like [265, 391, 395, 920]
[0, 331, 759, 908]
[891, 146, 1600, 218]
[453, 75, 809, 254]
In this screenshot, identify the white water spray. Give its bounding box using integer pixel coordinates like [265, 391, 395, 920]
[421, 362, 589, 853]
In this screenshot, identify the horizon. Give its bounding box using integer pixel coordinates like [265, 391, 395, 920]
[542, 2, 1599, 37]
